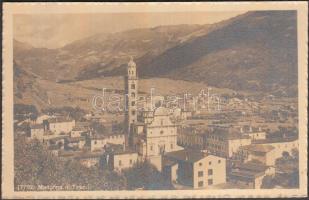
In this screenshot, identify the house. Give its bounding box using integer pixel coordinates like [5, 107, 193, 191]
[30, 124, 45, 141]
[240, 144, 276, 166]
[70, 127, 88, 138]
[65, 137, 86, 150]
[35, 114, 53, 124]
[241, 126, 266, 140]
[90, 133, 125, 152]
[177, 127, 205, 150]
[205, 128, 252, 158]
[228, 161, 275, 189]
[252, 136, 299, 159]
[43, 117, 75, 135]
[102, 144, 139, 173]
[43, 135, 68, 150]
[163, 149, 226, 189]
[74, 152, 102, 168]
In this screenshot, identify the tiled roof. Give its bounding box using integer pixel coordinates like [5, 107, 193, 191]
[234, 161, 268, 172]
[66, 137, 86, 143]
[47, 117, 74, 123]
[30, 124, 44, 129]
[162, 157, 178, 167]
[252, 137, 298, 144]
[240, 144, 275, 153]
[165, 149, 207, 163]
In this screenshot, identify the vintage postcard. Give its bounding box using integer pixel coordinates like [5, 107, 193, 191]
[2, 2, 308, 199]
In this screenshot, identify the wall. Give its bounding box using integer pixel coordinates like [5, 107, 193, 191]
[31, 128, 44, 141]
[49, 120, 75, 135]
[113, 153, 138, 172]
[228, 138, 252, 157]
[192, 155, 226, 189]
[91, 134, 125, 151]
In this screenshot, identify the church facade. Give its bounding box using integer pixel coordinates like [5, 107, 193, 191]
[124, 58, 182, 168]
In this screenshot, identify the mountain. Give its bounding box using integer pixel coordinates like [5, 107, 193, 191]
[13, 11, 298, 96]
[140, 11, 297, 96]
[14, 24, 208, 81]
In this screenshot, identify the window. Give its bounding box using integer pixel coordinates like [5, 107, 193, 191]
[131, 92, 135, 98]
[198, 181, 204, 187]
[208, 179, 213, 185]
[119, 160, 122, 166]
[131, 110, 136, 115]
[218, 159, 221, 164]
[131, 101, 135, 106]
[170, 143, 173, 149]
[161, 119, 164, 126]
[150, 146, 153, 151]
[130, 159, 132, 164]
[208, 169, 213, 175]
[198, 171, 203, 177]
[209, 161, 212, 165]
[131, 84, 135, 89]
[160, 130, 164, 135]
[94, 141, 97, 144]
[199, 162, 203, 167]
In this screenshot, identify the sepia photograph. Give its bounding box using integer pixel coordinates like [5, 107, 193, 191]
[2, 2, 308, 199]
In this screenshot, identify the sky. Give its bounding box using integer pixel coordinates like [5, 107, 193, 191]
[14, 11, 246, 49]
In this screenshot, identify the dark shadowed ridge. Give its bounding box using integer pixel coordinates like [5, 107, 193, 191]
[138, 11, 297, 94]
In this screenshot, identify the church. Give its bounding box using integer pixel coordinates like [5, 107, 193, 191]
[124, 57, 182, 169]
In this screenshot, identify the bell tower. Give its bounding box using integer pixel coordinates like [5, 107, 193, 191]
[125, 56, 138, 147]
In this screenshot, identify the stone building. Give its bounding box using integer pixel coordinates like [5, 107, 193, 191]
[163, 149, 226, 189]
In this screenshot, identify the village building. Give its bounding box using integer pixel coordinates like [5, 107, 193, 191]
[204, 127, 252, 158]
[240, 125, 266, 140]
[35, 114, 54, 124]
[177, 127, 205, 150]
[252, 136, 299, 160]
[74, 151, 102, 168]
[43, 135, 69, 150]
[228, 161, 275, 189]
[101, 144, 139, 173]
[163, 149, 226, 189]
[43, 117, 75, 135]
[65, 136, 86, 150]
[90, 133, 125, 152]
[239, 144, 276, 166]
[30, 124, 45, 141]
[70, 127, 88, 138]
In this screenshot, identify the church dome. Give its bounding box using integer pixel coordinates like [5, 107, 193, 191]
[154, 107, 169, 116]
[128, 57, 136, 68]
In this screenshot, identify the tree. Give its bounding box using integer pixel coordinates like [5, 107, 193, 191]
[14, 137, 126, 191]
[123, 161, 174, 190]
[261, 175, 275, 189]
